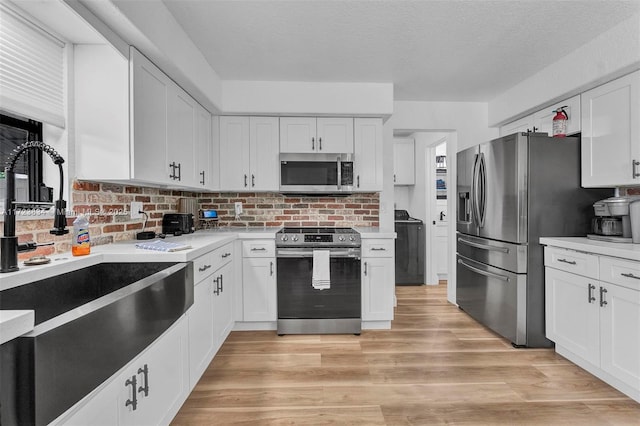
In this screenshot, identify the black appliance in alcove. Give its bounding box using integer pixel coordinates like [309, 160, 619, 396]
[394, 210, 425, 285]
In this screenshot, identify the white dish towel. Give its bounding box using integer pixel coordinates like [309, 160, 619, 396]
[312, 250, 331, 290]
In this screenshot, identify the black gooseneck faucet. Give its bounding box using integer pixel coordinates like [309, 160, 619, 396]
[1, 141, 69, 273]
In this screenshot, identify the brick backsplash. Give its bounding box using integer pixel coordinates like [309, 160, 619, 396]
[11, 181, 379, 259]
[622, 187, 640, 196]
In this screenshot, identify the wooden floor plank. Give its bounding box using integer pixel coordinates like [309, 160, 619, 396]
[172, 284, 640, 425]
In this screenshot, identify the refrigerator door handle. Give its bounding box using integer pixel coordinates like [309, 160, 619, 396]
[457, 237, 509, 253]
[472, 153, 481, 226]
[477, 152, 487, 228]
[457, 259, 510, 282]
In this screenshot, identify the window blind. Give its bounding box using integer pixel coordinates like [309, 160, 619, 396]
[0, 4, 65, 128]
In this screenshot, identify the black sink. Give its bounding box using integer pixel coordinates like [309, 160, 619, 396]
[0, 262, 193, 426]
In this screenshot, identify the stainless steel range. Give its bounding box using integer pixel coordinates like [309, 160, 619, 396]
[276, 227, 361, 335]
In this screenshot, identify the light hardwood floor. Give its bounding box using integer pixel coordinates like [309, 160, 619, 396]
[172, 284, 640, 425]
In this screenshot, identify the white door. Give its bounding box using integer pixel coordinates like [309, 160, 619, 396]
[600, 283, 640, 390]
[249, 117, 280, 191]
[130, 48, 169, 183]
[316, 117, 354, 153]
[219, 116, 250, 190]
[242, 258, 277, 321]
[167, 86, 196, 187]
[354, 118, 383, 191]
[581, 70, 640, 187]
[544, 268, 600, 365]
[499, 115, 534, 137]
[393, 138, 415, 185]
[362, 257, 394, 321]
[213, 261, 235, 352]
[194, 105, 212, 189]
[187, 277, 215, 388]
[279, 117, 316, 153]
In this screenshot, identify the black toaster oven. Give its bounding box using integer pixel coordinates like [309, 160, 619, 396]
[162, 213, 194, 236]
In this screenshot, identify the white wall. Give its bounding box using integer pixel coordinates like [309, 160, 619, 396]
[489, 13, 640, 126]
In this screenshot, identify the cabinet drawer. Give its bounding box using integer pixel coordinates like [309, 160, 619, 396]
[243, 240, 275, 257]
[362, 239, 394, 258]
[600, 256, 640, 290]
[544, 247, 598, 278]
[193, 252, 216, 283]
[210, 242, 234, 271]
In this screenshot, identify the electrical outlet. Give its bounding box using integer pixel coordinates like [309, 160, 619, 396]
[130, 201, 143, 219]
[234, 202, 243, 216]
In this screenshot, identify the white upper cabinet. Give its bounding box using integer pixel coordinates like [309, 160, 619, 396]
[393, 138, 415, 185]
[533, 95, 581, 136]
[581, 71, 640, 187]
[219, 116, 279, 191]
[353, 118, 383, 191]
[499, 115, 535, 136]
[195, 105, 213, 189]
[280, 117, 354, 153]
[75, 46, 211, 190]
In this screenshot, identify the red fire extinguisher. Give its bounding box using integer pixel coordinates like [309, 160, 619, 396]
[552, 106, 568, 137]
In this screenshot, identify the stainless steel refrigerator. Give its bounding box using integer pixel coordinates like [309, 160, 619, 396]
[456, 132, 610, 347]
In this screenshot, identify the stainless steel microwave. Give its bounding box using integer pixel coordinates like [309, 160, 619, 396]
[279, 153, 354, 194]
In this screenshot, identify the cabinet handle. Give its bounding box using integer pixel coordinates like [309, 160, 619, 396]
[364, 262, 368, 276]
[588, 283, 596, 303]
[219, 274, 224, 292]
[125, 375, 138, 410]
[252, 174, 255, 187]
[319, 137, 322, 150]
[270, 261, 274, 276]
[633, 159, 640, 179]
[357, 175, 360, 188]
[371, 247, 386, 251]
[244, 174, 248, 187]
[199, 264, 212, 272]
[176, 163, 181, 181]
[137, 364, 149, 397]
[222, 252, 231, 258]
[599, 286, 608, 307]
[557, 258, 577, 265]
[213, 276, 220, 295]
[621, 272, 640, 280]
[200, 170, 205, 185]
[251, 247, 267, 251]
[169, 162, 178, 180]
[394, 174, 396, 183]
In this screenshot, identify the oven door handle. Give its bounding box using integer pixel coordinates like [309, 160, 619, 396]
[276, 249, 361, 258]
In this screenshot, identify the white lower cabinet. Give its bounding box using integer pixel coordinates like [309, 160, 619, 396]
[361, 239, 395, 321]
[544, 246, 640, 403]
[59, 317, 189, 426]
[242, 240, 277, 322]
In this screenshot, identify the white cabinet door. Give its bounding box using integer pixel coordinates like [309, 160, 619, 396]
[118, 318, 189, 426]
[499, 115, 535, 137]
[533, 95, 581, 136]
[187, 277, 215, 389]
[316, 118, 354, 153]
[194, 105, 212, 189]
[393, 138, 415, 185]
[167, 85, 197, 187]
[600, 283, 640, 391]
[219, 116, 250, 190]
[249, 117, 280, 191]
[59, 378, 121, 426]
[354, 118, 383, 191]
[130, 47, 169, 184]
[581, 70, 640, 187]
[362, 256, 394, 321]
[213, 261, 235, 352]
[242, 257, 277, 322]
[280, 117, 317, 153]
[545, 267, 600, 365]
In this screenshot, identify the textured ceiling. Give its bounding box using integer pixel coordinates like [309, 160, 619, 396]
[160, 0, 639, 102]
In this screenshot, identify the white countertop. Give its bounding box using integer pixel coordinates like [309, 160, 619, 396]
[0, 310, 34, 345]
[540, 237, 640, 261]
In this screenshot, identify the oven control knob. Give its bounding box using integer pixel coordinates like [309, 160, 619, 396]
[281, 235, 288, 241]
[292, 236, 299, 242]
[338, 236, 345, 241]
[349, 236, 355, 242]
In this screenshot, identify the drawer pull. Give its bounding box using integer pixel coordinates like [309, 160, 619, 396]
[371, 247, 387, 251]
[198, 264, 212, 272]
[599, 286, 608, 307]
[557, 258, 577, 265]
[588, 283, 596, 303]
[125, 375, 138, 410]
[458, 237, 509, 253]
[270, 261, 274, 276]
[222, 252, 231, 258]
[251, 247, 267, 251]
[621, 272, 640, 280]
[137, 364, 149, 397]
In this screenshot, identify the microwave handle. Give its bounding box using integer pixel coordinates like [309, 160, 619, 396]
[337, 156, 342, 190]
